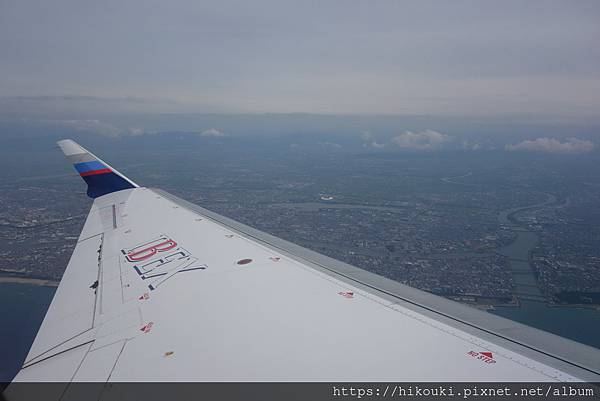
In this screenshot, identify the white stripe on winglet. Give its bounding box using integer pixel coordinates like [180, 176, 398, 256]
[57, 139, 87, 156]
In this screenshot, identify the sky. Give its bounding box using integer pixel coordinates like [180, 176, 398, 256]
[1, 0, 599, 119]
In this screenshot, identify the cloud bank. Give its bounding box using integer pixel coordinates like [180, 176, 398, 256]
[462, 140, 482, 151]
[365, 141, 386, 149]
[61, 120, 123, 137]
[318, 141, 342, 148]
[506, 137, 594, 154]
[391, 130, 451, 150]
[199, 128, 228, 137]
[359, 130, 386, 149]
[44, 119, 145, 137]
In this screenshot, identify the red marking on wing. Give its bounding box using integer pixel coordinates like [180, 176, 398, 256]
[127, 239, 177, 262]
[140, 322, 154, 333]
[80, 168, 112, 176]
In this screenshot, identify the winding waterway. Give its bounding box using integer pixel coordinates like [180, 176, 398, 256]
[495, 194, 556, 302]
[491, 194, 600, 349]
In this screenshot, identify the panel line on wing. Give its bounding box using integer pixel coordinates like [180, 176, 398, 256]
[68, 343, 95, 384]
[112, 204, 117, 229]
[23, 328, 96, 367]
[93, 233, 104, 324]
[21, 340, 95, 370]
[77, 232, 103, 244]
[106, 339, 128, 382]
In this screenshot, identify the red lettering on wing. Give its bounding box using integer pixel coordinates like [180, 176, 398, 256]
[126, 239, 178, 262]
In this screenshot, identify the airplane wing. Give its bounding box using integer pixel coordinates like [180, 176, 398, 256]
[6, 140, 600, 392]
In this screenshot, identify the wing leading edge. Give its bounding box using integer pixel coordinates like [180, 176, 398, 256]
[6, 140, 600, 394]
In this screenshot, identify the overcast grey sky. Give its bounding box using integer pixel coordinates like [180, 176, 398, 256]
[1, 0, 599, 118]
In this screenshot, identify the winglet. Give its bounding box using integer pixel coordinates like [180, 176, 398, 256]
[57, 139, 139, 198]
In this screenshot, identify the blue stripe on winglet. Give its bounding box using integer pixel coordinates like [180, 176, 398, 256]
[74, 161, 108, 173]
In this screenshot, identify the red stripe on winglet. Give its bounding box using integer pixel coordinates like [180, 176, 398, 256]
[80, 168, 112, 177]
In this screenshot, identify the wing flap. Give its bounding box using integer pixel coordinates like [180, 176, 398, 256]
[23, 235, 102, 364]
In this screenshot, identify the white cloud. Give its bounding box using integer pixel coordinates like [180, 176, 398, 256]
[360, 130, 386, 148]
[318, 141, 342, 148]
[199, 128, 228, 137]
[128, 127, 145, 136]
[462, 140, 481, 150]
[21, 119, 150, 137]
[506, 137, 595, 154]
[54, 119, 148, 137]
[360, 130, 373, 141]
[364, 141, 386, 149]
[391, 129, 451, 150]
[61, 119, 123, 137]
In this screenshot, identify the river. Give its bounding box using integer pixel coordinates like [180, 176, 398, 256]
[491, 194, 600, 349]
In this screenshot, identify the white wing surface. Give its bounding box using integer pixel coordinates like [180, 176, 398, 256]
[7, 140, 600, 387]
